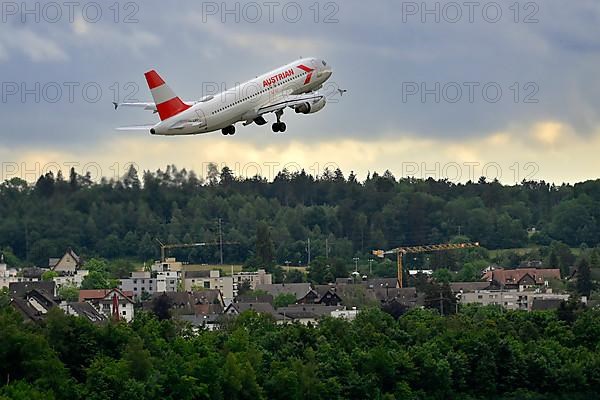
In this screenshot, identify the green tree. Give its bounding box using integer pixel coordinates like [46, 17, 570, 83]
[256, 222, 275, 267]
[81, 271, 112, 290]
[576, 257, 593, 297]
[41, 270, 58, 281]
[58, 285, 79, 302]
[273, 293, 297, 308]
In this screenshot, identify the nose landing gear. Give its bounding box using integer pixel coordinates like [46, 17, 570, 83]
[271, 109, 286, 133]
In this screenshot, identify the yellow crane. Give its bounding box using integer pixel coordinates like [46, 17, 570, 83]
[372, 242, 480, 288]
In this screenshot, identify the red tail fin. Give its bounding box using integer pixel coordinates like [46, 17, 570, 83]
[144, 70, 190, 121]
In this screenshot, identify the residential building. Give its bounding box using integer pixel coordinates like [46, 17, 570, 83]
[119, 270, 181, 300]
[53, 269, 89, 289]
[155, 290, 226, 331]
[178, 314, 221, 331]
[156, 271, 180, 293]
[49, 248, 83, 274]
[235, 293, 274, 304]
[298, 285, 343, 306]
[459, 289, 569, 311]
[151, 257, 183, 272]
[232, 269, 272, 293]
[60, 302, 106, 323]
[144, 290, 224, 317]
[9, 281, 58, 322]
[224, 302, 289, 323]
[0, 256, 17, 278]
[224, 302, 358, 325]
[10, 281, 57, 298]
[331, 308, 360, 320]
[450, 282, 491, 293]
[1, 276, 38, 289]
[255, 283, 312, 301]
[184, 270, 235, 301]
[482, 267, 561, 290]
[277, 304, 343, 325]
[79, 288, 135, 322]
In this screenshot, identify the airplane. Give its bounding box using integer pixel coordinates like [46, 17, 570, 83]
[115, 57, 343, 136]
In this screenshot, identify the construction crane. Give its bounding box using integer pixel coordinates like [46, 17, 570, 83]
[372, 242, 480, 288]
[155, 239, 237, 262]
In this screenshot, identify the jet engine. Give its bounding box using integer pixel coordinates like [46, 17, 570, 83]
[294, 97, 326, 114]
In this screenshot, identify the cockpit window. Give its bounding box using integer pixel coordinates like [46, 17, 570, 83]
[322, 60, 327, 66]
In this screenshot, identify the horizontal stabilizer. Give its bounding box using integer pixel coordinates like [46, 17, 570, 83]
[116, 124, 155, 131]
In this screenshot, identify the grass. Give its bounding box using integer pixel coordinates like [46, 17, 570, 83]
[183, 264, 244, 275]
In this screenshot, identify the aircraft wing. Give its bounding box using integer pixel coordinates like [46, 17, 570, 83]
[258, 93, 325, 115]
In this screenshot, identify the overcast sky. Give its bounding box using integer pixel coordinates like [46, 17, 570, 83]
[2, 0, 600, 183]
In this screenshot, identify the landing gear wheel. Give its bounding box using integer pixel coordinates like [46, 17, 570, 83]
[222, 125, 236, 135]
[279, 122, 286, 132]
[272, 123, 280, 133]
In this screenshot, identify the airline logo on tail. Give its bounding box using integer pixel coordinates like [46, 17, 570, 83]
[144, 70, 190, 121]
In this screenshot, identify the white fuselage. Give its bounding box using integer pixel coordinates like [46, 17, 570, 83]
[152, 57, 332, 135]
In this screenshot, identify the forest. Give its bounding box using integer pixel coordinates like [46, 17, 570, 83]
[1, 293, 599, 400]
[1, 164, 599, 271]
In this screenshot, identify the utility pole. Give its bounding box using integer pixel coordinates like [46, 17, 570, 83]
[218, 218, 224, 265]
[307, 238, 311, 266]
[439, 291, 444, 316]
[353, 257, 360, 273]
[368, 258, 374, 275]
[325, 237, 329, 259]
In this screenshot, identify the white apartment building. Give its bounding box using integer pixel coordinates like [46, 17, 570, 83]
[119, 270, 181, 300]
[232, 269, 272, 293]
[53, 269, 89, 289]
[460, 289, 570, 311]
[184, 270, 235, 300]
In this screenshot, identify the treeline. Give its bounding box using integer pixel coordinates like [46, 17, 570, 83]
[1, 165, 599, 267]
[1, 297, 599, 399]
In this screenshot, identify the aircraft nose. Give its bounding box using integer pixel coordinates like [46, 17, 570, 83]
[320, 69, 332, 80]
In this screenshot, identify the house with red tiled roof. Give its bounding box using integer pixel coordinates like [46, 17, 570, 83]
[79, 288, 135, 322]
[483, 267, 562, 290]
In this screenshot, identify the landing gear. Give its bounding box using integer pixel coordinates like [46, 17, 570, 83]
[221, 125, 235, 135]
[272, 109, 286, 133]
[272, 122, 287, 133]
